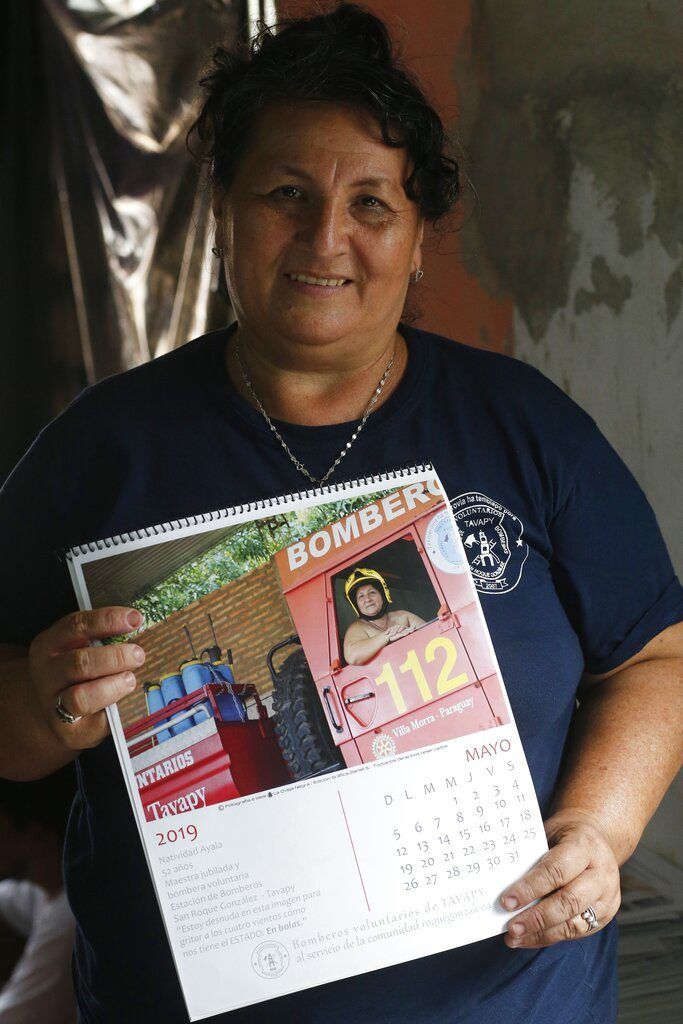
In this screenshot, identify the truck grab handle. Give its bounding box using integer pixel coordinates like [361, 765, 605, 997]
[322, 686, 344, 733]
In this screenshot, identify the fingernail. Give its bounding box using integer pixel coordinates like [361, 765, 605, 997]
[133, 646, 145, 664]
[509, 921, 525, 936]
[124, 672, 137, 690]
[127, 610, 143, 628]
[501, 895, 519, 910]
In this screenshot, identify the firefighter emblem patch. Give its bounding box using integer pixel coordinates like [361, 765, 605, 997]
[450, 493, 528, 595]
[371, 733, 397, 759]
[251, 940, 290, 979]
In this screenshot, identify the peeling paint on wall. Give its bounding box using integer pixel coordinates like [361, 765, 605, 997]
[664, 264, 683, 329]
[456, 3, 683, 342]
[453, 0, 682, 568]
[574, 256, 632, 316]
[452, 1, 683, 865]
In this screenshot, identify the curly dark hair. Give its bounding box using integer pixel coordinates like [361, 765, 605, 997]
[188, 2, 460, 225]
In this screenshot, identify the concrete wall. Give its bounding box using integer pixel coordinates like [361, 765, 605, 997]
[455, 0, 682, 576]
[453, 0, 682, 863]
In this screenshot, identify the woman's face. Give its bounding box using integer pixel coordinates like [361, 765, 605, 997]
[214, 101, 424, 356]
[355, 584, 383, 617]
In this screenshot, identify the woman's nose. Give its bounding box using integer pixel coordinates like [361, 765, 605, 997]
[296, 198, 349, 256]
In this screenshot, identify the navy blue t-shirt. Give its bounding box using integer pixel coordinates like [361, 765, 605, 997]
[1, 323, 681, 1024]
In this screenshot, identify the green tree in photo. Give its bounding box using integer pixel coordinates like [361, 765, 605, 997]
[136, 491, 392, 625]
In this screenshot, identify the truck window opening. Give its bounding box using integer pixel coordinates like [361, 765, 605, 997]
[332, 535, 442, 666]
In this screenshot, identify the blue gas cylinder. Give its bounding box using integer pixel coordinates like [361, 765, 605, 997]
[180, 660, 212, 725]
[159, 672, 193, 735]
[143, 682, 172, 744]
[211, 661, 235, 685]
[208, 661, 247, 723]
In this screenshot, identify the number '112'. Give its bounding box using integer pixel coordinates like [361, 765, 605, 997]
[375, 638, 469, 714]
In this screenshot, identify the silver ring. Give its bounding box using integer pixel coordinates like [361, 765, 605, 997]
[54, 694, 82, 725]
[580, 905, 599, 931]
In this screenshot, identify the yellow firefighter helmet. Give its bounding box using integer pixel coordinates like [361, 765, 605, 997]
[345, 567, 392, 615]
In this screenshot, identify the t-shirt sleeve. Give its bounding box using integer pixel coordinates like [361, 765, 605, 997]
[549, 420, 683, 675]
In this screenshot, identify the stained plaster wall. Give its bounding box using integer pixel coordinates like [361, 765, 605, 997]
[455, 0, 682, 864]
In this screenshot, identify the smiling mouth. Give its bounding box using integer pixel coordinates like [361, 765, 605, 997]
[285, 273, 350, 287]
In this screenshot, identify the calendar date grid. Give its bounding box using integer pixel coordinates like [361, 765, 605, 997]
[385, 758, 540, 893]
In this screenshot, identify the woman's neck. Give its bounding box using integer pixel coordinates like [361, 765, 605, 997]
[226, 324, 407, 427]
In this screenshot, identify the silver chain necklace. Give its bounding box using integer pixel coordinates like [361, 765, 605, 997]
[234, 339, 396, 486]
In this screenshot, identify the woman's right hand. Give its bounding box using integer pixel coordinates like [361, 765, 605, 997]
[385, 624, 413, 643]
[27, 607, 146, 751]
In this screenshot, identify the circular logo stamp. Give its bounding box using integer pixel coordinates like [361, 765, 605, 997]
[251, 940, 290, 979]
[371, 733, 397, 759]
[425, 508, 468, 575]
[450, 493, 528, 595]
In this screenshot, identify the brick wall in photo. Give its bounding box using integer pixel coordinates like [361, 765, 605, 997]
[119, 559, 295, 729]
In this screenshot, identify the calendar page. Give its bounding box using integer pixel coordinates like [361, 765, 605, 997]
[66, 466, 547, 1021]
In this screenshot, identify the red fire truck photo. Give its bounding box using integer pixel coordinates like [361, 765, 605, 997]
[116, 479, 509, 821]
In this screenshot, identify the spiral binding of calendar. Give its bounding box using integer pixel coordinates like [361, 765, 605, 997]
[65, 463, 432, 561]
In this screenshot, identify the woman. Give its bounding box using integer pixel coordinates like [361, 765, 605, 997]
[343, 569, 425, 665]
[0, 5, 681, 1023]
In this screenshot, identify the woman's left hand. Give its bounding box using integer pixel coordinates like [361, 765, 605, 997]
[500, 810, 622, 948]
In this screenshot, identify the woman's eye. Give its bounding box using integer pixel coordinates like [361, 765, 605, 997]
[359, 195, 385, 210]
[275, 185, 302, 199]
[267, 188, 388, 214]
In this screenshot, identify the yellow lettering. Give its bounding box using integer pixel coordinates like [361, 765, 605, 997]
[425, 637, 469, 694]
[400, 649, 433, 703]
[376, 662, 406, 714]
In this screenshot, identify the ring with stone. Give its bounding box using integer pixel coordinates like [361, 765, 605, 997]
[580, 905, 599, 931]
[54, 694, 82, 725]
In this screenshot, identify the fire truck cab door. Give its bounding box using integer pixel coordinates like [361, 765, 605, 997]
[329, 615, 478, 741]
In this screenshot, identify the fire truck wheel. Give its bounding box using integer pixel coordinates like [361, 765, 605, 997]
[273, 648, 344, 781]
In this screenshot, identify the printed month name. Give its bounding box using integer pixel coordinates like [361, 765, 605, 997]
[383, 739, 513, 804]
